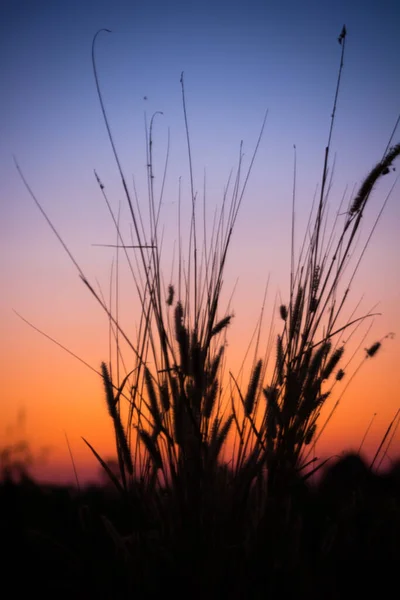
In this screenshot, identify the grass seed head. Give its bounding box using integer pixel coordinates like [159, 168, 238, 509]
[366, 341, 381, 358]
[280, 304, 288, 321]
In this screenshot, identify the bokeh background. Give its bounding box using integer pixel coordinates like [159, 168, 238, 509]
[1, 0, 399, 484]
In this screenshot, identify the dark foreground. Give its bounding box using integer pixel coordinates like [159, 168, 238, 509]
[1, 453, 400, 599]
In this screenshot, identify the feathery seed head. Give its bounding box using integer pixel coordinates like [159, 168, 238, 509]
[166, 284, 175, 306]
[280, 304, 288, 320]
[349, 143, 400, 216]
[211, 315, 232, 338]
[365, 341, 381, 358]
[276, 335, 285, 385]
[322, 346, 344, 380]
[244, 359, 263, 416]
[304, 423, 317, 445]
[174, 301, 184, 338]
[336, 369, 345, 381]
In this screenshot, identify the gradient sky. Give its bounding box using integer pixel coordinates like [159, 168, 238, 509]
[1, 0, 400, 484]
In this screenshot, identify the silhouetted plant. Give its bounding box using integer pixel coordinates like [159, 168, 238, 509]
[14, 25, 400, 594]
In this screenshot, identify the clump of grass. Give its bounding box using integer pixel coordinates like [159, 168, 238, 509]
[15, 25, 400, 591]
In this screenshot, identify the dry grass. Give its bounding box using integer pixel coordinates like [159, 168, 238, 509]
[12, 25, 400, 594]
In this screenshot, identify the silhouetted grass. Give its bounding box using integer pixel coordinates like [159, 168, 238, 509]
[10, 24, 400, 598]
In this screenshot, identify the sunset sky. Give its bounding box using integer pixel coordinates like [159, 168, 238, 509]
[1, 0, 400, 484]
